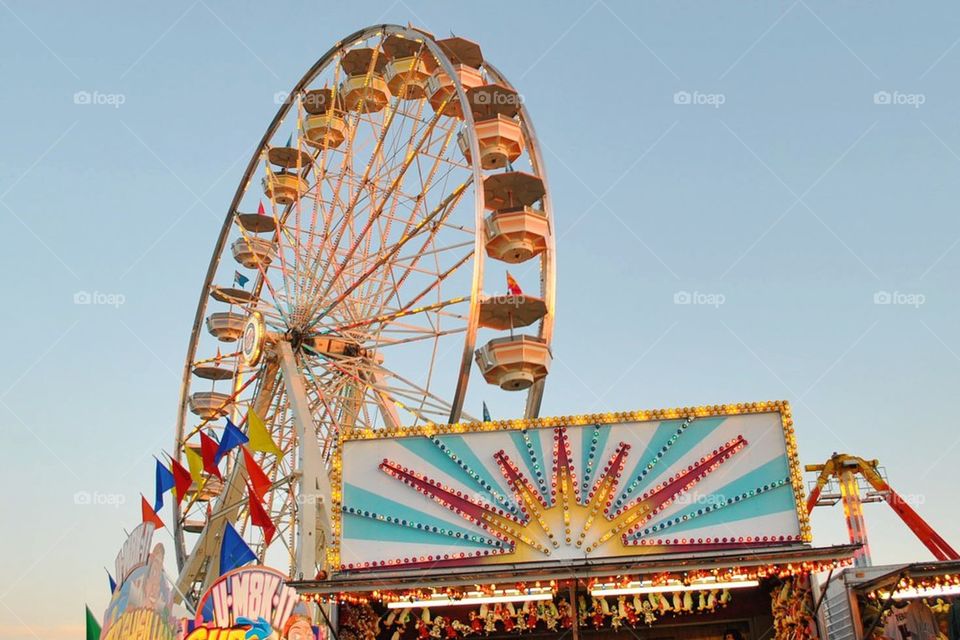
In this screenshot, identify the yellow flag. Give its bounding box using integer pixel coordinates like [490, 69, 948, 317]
[184, 446, 204, 485]
[247, 408, 283, 458]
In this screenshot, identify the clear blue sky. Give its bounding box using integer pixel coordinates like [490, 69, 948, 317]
[3, 1, 960, 637]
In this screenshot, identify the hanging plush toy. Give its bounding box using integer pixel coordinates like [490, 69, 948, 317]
[468, 612, 482, 636]
[416, 616, 430, 640]
[720, 589, 731, 605]
[526, 603, 538, 630]
[484, 613, 497, 635]
[610, 603, 623, 630]
[543, 601, 558, 632]
[430, 616, 443, 639]
[558, 600, 573, 630]
[641, 600, 657, 625]
[672, 592, 683, 611]
[623, 598, 639, 626]
[683, 592, 694, 612]
[697, 591, 707, 611]
[659, 592, 671, 614]
[591, 599, 606, 629]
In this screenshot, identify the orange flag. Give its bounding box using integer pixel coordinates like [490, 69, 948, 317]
[248, 486, 276, 546]
[506, 271, 522, 295]
[141, 495, 164, 528]
[242, 446, 272, 503]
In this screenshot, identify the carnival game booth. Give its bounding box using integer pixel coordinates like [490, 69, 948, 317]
[820, 561, 960, 640]
[292, 402, 857, 640]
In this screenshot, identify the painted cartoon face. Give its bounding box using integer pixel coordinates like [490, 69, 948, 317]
[286, 619, 314, 640]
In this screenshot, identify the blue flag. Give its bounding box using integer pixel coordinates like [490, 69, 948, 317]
[106, 569, 116, 594]
[220, 522, 256, 576]
[482, 402, 491, 422]
[215, 418, 249, 464]
[154, 458, 175, 512]
[234, 271, 250, 288]
[285, 132, 293, 148]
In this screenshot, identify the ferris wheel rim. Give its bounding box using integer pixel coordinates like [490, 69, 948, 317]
[170, 24, 557, 589]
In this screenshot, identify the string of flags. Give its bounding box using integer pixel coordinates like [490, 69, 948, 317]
[138, 407, 284, 572]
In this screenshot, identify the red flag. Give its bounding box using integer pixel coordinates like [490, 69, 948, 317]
[506, 271, 523, 296]
[257, 201, 266, 216]
[248, 486, 275, 546]
[199, 431, 223, 481]
[242, 446, 272, 502]
[141, 495, 164, 528]
[171, 458, 193, 506]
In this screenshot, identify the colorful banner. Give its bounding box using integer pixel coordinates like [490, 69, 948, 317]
[100, 523, 177, 640]
[184, 566, 319, 640]
[333, 402, 811, 572]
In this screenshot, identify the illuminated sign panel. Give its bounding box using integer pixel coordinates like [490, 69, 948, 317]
[333, 402, 810, 572]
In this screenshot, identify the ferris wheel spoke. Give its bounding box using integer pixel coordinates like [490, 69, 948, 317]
[312, 102, 456, 313]
[307, 180, 470, 325]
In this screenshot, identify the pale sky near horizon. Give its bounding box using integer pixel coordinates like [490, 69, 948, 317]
[4, 2, 960, 638]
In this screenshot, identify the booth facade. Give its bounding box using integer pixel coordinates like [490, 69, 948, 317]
[292, 402, 857, 640]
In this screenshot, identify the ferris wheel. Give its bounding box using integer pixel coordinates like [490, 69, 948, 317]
[171, 24, 556, 602]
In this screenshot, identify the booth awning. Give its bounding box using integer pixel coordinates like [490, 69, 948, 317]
[291, 543, 859, 595]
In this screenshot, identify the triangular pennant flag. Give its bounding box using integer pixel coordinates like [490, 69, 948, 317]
[184, 446, 204, 485]
[171, 457, 193, 506]
[199, 431, 223, 481]
[86, 606, 102, 640]
[106, 568, 116, 594]
[247, 408, 283, 459]
[141, 495, 164, 528]
[215, 418, 249, 464]
[247, 485, 276, 546]
[285, 132, 293, 148]
[234, 270, 250, 288]
[482, 402, 491, 422]
[242, 446, 272, 503]
[215, 346, 223, 362]
[257, 200, 266, 216]
[506, 271, 523, 296]
[220, 522, 257, 576]
[154, 458, 176, 512]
